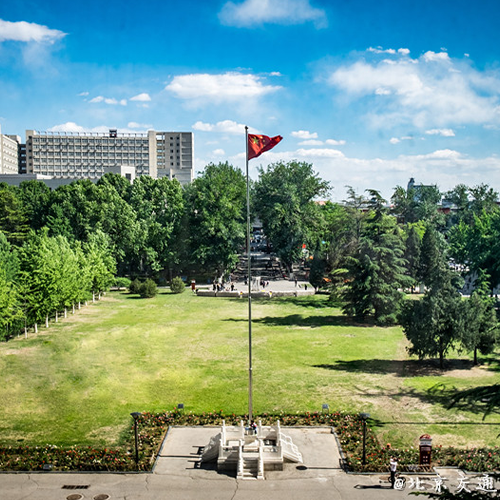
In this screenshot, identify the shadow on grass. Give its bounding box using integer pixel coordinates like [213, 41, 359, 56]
[313, 358, 496, 376]
[224, 313, 369, 328]
[330, 382, 500, 419]
[261, 295, 332, 309]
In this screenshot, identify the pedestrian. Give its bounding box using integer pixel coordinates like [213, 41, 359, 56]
[231, 283, 234, 291]
[390, 457, 397, 488]
[250, 420, 257, 435]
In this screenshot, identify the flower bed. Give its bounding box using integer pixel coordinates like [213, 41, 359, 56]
[0, 410, 499, 472]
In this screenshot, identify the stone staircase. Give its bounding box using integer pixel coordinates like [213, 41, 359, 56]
[201, 420, 302, 481]
[233, 252, 286, 282]
[238, 455, 263, 480]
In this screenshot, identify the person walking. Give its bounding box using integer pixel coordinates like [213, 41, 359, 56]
[390, 457, 398, 488]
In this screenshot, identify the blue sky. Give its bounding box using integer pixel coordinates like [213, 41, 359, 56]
[1, 0, 500, 201]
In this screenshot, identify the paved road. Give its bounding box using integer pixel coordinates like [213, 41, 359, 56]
[0, 427, 459, 500]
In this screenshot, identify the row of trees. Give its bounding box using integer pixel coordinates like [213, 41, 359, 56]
[0, 229, 115, 340]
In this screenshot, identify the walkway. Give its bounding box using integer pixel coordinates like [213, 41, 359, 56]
[0, 427, 454, 500]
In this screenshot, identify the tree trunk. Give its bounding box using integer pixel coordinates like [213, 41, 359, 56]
[64, 308, 67, 318]
[55, 311, 58, 323]
[474, 347, 478, 366]
[45, 315, 49, 328]
[34, 323, 38, 334]
[92, 292, 95, 303]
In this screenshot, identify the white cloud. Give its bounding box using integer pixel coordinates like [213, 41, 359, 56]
[422, 51, 450, 63]
[213, 149, 226, 156]
[390, 136, 413, 144]
[299, 139, 323, 146]
[219, 0, 327, 28]
[130, 93, 151, 102]
[165, 72, 281, 103]
[368, 47, 410, 56]
[192, 120, 249, 134]
[425, 128, 455, 137]
[295, 148, 345, 158]
[325, 138, 346, 146]
[47, 122, 87, 133]
[47, 122, 150, 134]
[409, 149, 462, 161]
[128, 122, 153, 129]
[291, 130, 318, 139]
[89, 96, 127, 106]
[328, 50, 500, 129]
[0, 19, 66, 44]
[78, 91, 89, 97]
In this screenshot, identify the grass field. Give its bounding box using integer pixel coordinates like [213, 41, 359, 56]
[0, 290, 498, 450]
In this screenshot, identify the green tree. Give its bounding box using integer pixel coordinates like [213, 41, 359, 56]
[170, 276, 185, 294]
[17, 180, 51, 230]
[419, 225, 448, 288]
[129, 176, 184, 275]
[185, 162, 247, 278]
[83, 230, 116, 298]
[18, 230, 59, 329]
[0, 233, 20, 339]
[139, 278, 158, 298]
[461, 273, 499, 365]
[391, 183, 442, 224]
[342, 198, 411, 325]
[253, 161, 330, 273]
[0, 185, 29, 245]
[403, 225, 422, 292]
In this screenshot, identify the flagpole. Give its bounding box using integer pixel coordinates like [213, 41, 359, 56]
[245, 125, 253, 425]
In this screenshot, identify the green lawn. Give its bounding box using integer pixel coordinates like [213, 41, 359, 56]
[0, 291, 498, 449]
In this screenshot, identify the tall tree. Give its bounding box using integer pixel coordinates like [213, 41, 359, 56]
[129, 176, 184, 275]
[401, 227, 464, 369]
[253, 161, 330, 273]
[342, 196, 411, 325]
[0, 232, 20, 339]
[401, 269, 464, 369]
[461, 272, 499, 365]
[184, 162, 247, 278]
[403, 225, 422, 292]
[0, 185, 29, 245]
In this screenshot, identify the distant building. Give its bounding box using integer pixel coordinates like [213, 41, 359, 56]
[0, 127, 23, 174]
[23, 129, 193, 184]
[407, 177, 439, 201]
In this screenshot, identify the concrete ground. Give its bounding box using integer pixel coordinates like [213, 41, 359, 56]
[1, 426, 479, 500]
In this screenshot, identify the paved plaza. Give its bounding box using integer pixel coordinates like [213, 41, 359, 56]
[0, 426, 484, 500]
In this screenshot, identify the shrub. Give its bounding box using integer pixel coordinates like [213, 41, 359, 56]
[129, 278, 142, 294]
[170, 276, 185, 294]
[114, 277, 131, 289]
[140, 279, 157, 298]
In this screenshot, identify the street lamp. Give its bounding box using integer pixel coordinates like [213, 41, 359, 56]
[359, 412, 370, 466]
[130, 412, 141, 467]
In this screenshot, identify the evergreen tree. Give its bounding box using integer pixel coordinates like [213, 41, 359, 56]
[342, 200, 411, 325]
[461, 272, 499, 365]
[403, 225, 421, 292]
[401, 228, 465, 369]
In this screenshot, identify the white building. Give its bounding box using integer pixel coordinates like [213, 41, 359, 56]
[0, 126, 22, 174]
[25, 129, 193, 184]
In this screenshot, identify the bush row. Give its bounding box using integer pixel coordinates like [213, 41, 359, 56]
[0, 410, 498, 472]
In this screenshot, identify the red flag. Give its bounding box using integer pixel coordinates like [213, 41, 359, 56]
[248, 133, 282, 160]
